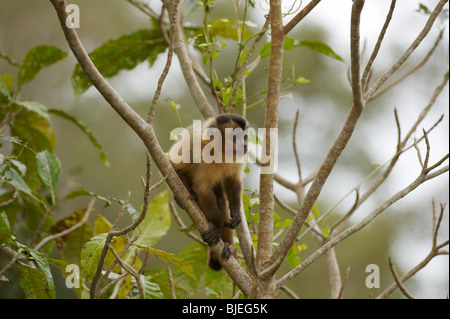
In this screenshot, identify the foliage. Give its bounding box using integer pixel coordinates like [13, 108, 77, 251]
[0, 45, 194, 299]
[1, 0, 448, 299]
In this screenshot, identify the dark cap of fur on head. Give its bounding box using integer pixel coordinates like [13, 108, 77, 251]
[216, 114, 247, 130]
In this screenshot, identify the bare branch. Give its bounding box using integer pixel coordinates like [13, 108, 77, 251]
[361, 0, 397, 90]
[292, 110, 302, 182]
[266, 0, 366, 277]
[389, 257, 415, 299]
[167, 266, 177, 299]
[364, 0, 448, 102]
[283, 0, 322, 35]
[147, 0, 180, 123]
[256, 0, 284, 274]
[33, 198, 95, 251]
[169, 201, 204, 244]
[227, 17, 270, 111]
[161, 0, 216, 118]
[277, 162, 449, 289]
[369, 28, 445, 100]
[337, 266, 351, 299]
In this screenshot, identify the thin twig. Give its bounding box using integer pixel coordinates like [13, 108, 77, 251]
[361, 0, 397, 90]
[370, 28, 445, 100]
[34, 198, 95, 251]
[277, 161, 449, 289]
[169, 201, 204, 244]
[265, 0, 366, 278]
[283, 0, 322, 35]
[147, 0, 180, 123]
[337, 266, 351, 299]
[388, 257, 415, 299]
[292, 110, 302, 182]
[167, 266, 177, 299]
[227, 17, 270, 110]
[364, 0, 448, 102]
[50, 0, 251, 296]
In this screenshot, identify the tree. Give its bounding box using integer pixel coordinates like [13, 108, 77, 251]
[0, 0, 448, 299]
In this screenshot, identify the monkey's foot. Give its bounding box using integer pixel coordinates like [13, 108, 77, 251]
[224, 216, 241, 229]
[200, 226, 222, 245]
[221, 243, 234, 261]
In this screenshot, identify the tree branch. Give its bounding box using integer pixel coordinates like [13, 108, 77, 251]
[364, 0, 448, 102]
[377, 200, 449, 299]
[256, 0, 284, 274]
[161, 0, 216, 118]
[49, 0, 251, 296]
[265, 0, 366, 277]
[361, 0, 396, 90]
[283, 0, 322, 35]
[388, 257, 415, 299]
[277, 163, 449, 289]
[147, 0, 180, 123]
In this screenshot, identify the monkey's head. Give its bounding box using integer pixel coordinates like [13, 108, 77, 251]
[203, 114, 248, 162]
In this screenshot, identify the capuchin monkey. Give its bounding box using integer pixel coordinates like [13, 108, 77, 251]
[168, 114, 248, 271]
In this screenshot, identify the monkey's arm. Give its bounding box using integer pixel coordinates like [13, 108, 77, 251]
[173, 169, 198, 209]
[223, 176, 242, 229]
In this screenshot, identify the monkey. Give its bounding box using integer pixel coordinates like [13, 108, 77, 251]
[168, 113, 248, 271]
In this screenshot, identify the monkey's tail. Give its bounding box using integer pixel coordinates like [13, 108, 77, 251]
[207, 248, 223, 271]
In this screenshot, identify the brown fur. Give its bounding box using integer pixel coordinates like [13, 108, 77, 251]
[168, 114, 248, 271]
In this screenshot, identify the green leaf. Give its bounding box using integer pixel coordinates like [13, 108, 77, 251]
[274, 218, 292, 228]
[36, 150, 61, 205]
[417, 3, 431, 14]
[17, 262, 56, 299]
[259, 42, 271, 58]
[286, 244, 302, 269]
[109, 197, 139, 222]
[14, 101, 49, 120]
[81, 233, 107, 282]
[0, 77, 12, 103]
[208, 18, 252, 41]
[64, 189, 112, 207]
[135, 190, 171, 247]
[26, 247, 55, 291]
[295, 76, 310, 85]
[134, 244, 196, 280]
[18, 45, 67, 90]
[72, 29, 167, 97]
[63, 223, 92, 266]
[297, 40, 344, 61]
[0, 212, 14, 246]
[48, 109, 109, 167]
[261, 38, 343, 62]
[132, 275, 164, 299]
[284, 37, 296, 50]
[1, 166, 38, 202]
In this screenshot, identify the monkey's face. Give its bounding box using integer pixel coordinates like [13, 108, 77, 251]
[201, 114, 248, 164]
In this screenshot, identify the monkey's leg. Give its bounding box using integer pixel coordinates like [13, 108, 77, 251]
[223, 177, 242, 229]
[196, 187, 225, 245]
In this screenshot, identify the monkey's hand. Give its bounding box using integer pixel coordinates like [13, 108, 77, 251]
[224, 215, 241, 229]
[200, 225, 222, 245]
